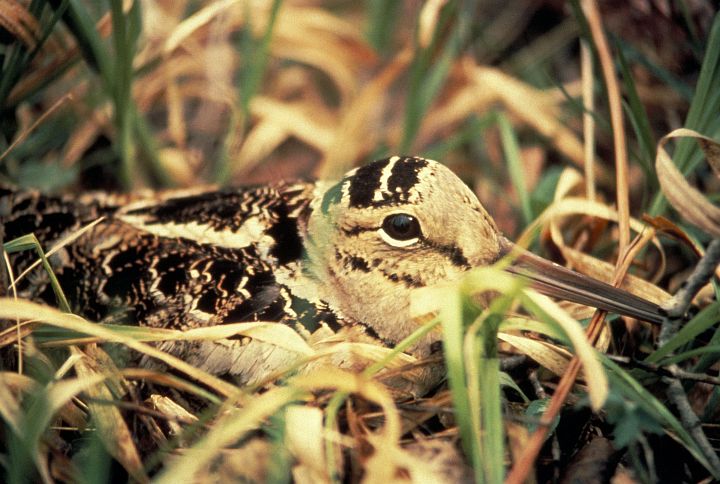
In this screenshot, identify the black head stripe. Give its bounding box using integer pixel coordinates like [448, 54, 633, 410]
[426, 241, 471, 269]
[347, 157, 429, 208]
[387, 157, 428, 196]
[348, 158, 390, 208]
[446, 245, 470, 268]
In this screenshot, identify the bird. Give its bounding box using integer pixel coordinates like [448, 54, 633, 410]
[0, 156, 664, 394]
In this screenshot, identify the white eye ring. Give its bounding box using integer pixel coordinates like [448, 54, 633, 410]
[377, 228, 420, 247]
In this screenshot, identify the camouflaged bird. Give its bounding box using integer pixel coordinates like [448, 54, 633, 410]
[0, 156, 664, 393]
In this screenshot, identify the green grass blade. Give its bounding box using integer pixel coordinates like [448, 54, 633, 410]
[459, 275, 524, 483]
[650, 13, 720, 215]
[266, 412, 292, 484]
[617, 43, 656, 184]
[0, 1, 72, 108]
[215, 0, 283, 184]
[659, 345, 720, 366]
[365, 0, 401, 54]
[61, 0, 113, 85]
[645, 302, 720, 364]
[400, 1, 466, 153]
[471, 312, 505, 484]
[132, 106, 172, 187]
[424, 114, 495, 161]
[692, 306, 720, 374]
[3, 234, 43, 252]
[615, 39, 693, 100]
[110, 0, 142, 188]
[3, 233, 71, 312]
[497, 112, 533, 226]
[603, 357, 717, 477]
[675, 14, 720, 127]
[239, 0, 283, 119]
[500, 371, 529, 403]
[440, 287, 475, 460]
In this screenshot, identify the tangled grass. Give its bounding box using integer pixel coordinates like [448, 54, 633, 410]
[1, 1, 720, 482]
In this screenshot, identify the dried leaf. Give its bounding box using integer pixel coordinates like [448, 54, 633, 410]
[418, 0, 448, 48]
[655, 128, 720, 237]
[0, 299, 239, 397]
[230, 119, 291, 177]
[285, 405, 330, 484]
[471, 64, 585, 167]
[154, 386, 299, 484]
[192, 441, 272, 482]
[249, 97, 334, 154]
[71, 346, 147, 483]
[643, 215, 704, 257]
[0, 320, 36, 348]
[0, 372, 30, 435]
[163, 0, 238, 55]
[148, 394, 198, 438]
[292, 367, 400, 443]
[0, 0, 39, 49]
[498, 333, 571, 376]
[319, 48, 412, 178]
[523, 291, 608, 410]
[156, 147, 199, 186]
[271, 6, 376, 103]
[699, 137, 720, 179]
[311, 341, 416, 369]
[417, 64, 496, 144]
[363, 432, 469, 483]
[525, 167, 669, 303]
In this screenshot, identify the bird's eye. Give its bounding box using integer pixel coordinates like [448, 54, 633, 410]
[379, 213, 422, 247]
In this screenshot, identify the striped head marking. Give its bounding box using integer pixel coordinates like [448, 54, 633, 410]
[305, 156, 502, 349]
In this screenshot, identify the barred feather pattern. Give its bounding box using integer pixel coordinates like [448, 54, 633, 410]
[1, 157, 502, 393]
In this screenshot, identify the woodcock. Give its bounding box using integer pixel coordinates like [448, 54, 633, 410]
[0, 156, 664, 392]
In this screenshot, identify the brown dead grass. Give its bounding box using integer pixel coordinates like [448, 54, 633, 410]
[2, 1, 717, 483]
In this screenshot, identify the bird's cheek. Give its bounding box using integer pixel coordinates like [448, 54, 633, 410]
[420, 259, 467, 284]
[337, 272, 413, 321]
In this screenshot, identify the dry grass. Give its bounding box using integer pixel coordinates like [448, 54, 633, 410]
[1, 1, 720, 482]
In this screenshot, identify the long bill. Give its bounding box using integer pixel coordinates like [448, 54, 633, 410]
[499, 237, 665, 324]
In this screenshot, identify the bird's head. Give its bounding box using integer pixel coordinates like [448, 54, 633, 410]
[303, 156, 663, 356]
[304, 156, 504, 350]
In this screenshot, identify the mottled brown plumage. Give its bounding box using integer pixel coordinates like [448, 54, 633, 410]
[0, 156, 663, 392]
